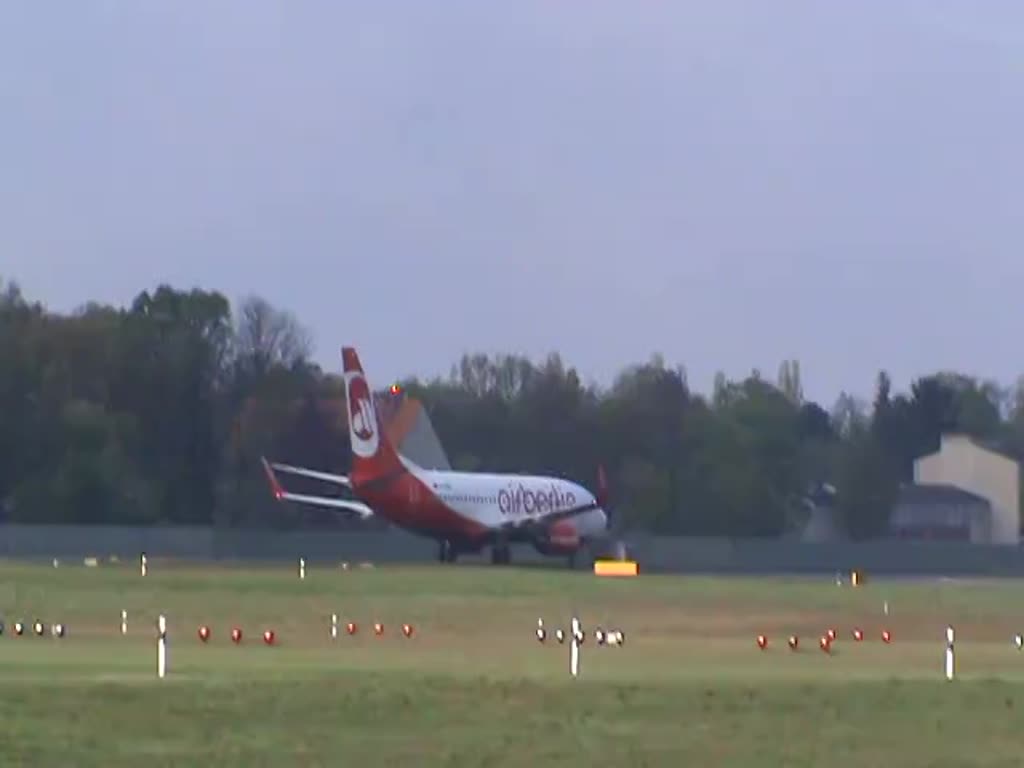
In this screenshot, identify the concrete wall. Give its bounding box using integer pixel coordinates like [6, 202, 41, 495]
[624, 534, 1024, 576]
[5, 524, 1024, 576]
[915, 434, 1020, 544]
[0, 525, 435, 563]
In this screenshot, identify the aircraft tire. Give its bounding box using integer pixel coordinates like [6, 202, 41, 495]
[491, 544, 511, 565]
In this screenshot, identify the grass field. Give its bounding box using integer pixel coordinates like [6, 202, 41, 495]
[4, 560, 1024, 766]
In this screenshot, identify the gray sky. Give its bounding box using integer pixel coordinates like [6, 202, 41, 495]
[2, 2, 1022, 407]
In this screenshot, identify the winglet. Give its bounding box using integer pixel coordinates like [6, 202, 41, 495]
[261, 457, 286, 500]
[597, 464, 609, 507]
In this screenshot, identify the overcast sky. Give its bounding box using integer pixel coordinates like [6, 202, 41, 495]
[2, 2, 1021, 406]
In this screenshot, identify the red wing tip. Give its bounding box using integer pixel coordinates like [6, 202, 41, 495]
[260, 458, 286, 499]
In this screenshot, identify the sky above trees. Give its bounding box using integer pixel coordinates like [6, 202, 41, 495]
[2, 3, 1022, 404]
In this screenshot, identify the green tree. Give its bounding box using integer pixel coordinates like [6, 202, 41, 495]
[3, 275, 1024, 539]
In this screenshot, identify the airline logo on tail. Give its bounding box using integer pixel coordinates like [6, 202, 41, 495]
[345, 370, 379, 458]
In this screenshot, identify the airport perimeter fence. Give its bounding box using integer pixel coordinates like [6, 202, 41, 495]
[3, 524, 1024, 576]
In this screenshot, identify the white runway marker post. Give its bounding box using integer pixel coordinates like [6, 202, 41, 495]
[945, 625, 955, 681]
[121, 610, 127, 635]
[140, 552, 148, 577]
[570, 616, 582, 678]
[331, 613, 338, 640]
[299, 557, 306, 580]
[156, 615, 167, 679]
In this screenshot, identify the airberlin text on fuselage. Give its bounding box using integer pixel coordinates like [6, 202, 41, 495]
[498, 483, 576, 517]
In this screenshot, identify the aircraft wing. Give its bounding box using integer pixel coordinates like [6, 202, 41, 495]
[261, 457, 373, 518]
[498, 500, 600, 535]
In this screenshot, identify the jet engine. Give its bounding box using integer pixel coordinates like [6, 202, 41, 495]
[532, 519, 580, 556]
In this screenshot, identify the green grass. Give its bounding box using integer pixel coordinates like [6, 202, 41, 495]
[4, 560, 1024, 765]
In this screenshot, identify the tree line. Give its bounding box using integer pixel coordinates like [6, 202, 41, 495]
[2, 277, 1022, 537]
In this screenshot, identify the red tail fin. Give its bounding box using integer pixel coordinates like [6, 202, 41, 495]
[342, 346, 404, 485]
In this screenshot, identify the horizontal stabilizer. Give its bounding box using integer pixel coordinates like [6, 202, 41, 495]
[269, 461, 351, 487]
[261, 457, 372, 518]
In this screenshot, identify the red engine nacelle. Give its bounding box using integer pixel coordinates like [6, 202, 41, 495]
[533, 520, 580, 556]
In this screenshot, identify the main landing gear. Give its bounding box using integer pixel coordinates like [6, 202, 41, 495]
[437, 539, 516, 565]
[438, 539, 458, 563]
[491, 543, 511, 565]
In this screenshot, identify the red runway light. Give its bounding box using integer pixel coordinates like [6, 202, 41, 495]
[819, 635, 831, 653]
[198, 625, 210, 642]
[852, 628, 863, 641]
[788, 635, 799, 650]
[756, 634, 767, 650]
[263, 629, 275, 645]
[826, 628, 836, 642]
[346, 622, 357, 635]
[881, 629, 891, 643]
[374, 622, 384, 636]
[402, 623, 414, 638]
[231, 627, 242, 644]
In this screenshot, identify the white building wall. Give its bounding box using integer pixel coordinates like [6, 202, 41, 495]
[914, 435, 1020, 544]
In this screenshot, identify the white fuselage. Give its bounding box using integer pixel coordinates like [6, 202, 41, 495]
[409, 462, 608, 538]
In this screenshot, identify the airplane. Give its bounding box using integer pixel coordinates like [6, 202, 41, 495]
[261, 346, 614, 567]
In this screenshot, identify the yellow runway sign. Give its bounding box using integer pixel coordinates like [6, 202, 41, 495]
[594, 560, 639, 576]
